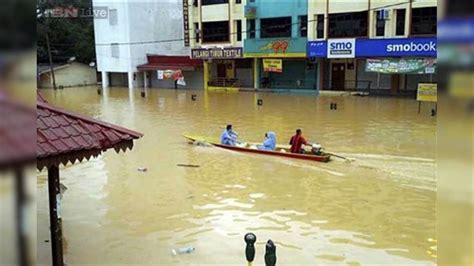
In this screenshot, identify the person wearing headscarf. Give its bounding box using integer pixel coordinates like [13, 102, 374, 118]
[258, 131, 277, 151]
[220, 124, 238, 146]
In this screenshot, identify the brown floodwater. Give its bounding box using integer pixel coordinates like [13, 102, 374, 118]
[37, 87, 436, 265]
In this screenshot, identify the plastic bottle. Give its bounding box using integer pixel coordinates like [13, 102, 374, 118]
[172, 246, 195, 255]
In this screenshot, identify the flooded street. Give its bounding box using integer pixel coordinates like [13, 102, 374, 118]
[37, 87, 436, 265]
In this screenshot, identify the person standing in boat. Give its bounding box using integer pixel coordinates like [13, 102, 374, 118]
[220, 124, 238, 146]
[258, 132, 277, 151]
[289, 129, 308, 153]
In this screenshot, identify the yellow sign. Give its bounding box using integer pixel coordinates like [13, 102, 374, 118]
[417, 83, 437, 102]
[263, 59, 282, 73]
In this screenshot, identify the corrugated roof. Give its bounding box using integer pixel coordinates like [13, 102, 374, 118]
[36, 94, 143, 170]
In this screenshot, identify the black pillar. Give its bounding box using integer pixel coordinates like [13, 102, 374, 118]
[15, 169, 29, 266]
[48, 166, 64, 266]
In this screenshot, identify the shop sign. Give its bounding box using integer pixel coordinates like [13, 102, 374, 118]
[365, 58, 437, 74]
[327, 39, 355, 58]
[263, 59, 282, 73]
[191, 47, 243, 59]
[417, 83, 437, 102]
[244, 5, 256, 19]
[157, 70, 183, 80]
[260, 40, 290, 54]
[357, 38, 436, 57]
[182, 0, 190, 47]
[307, 41, 327, 57]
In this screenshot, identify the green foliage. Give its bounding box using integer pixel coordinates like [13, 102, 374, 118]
[37, 0, 95, 64]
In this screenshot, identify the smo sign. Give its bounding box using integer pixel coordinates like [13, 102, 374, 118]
[327, 39, 356, 58]
[356, 38, 437, 57]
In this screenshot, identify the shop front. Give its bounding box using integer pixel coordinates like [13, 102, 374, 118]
[308, 37, 437, 94]
[191, 47, 253, 91]
[245, 38, 318, 91]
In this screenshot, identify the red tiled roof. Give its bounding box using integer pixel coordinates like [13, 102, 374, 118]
[36, 95, 143, 170]
[137, 54, 202, 71]
[0, 95, 36, 171]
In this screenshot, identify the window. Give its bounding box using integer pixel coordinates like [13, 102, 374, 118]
[299, 15, 308, 37]
[328, 11, 368, 38]
[261, 17, 292, 38]
[316, 14, 324, 38]
[236, 20, 242, 41]
[111, 43, 119, 58]
[396, 9, 406, 36]
[194, 23, 200, 42]
[193, 0, 198, 7]
[248, 19, 256, 39]
[109, 9, 117, 26]
[236, 0, 242, 3]
[202, 21, 229, 43]
[411, 7, 436, 35]
[375, 10, 385, 37]
[201, 0, 228, 5]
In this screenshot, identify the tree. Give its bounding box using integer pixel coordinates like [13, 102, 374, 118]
[37, 0, 95, 64]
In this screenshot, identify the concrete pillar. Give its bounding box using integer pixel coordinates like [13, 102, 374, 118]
[101, 71, 109, 89]
[203, 61, 209, 90]
[253, 58, 260, 89]
[128, 71, 134, 89]
[143, 71, 148, 89]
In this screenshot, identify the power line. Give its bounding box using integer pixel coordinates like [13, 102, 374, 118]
[92, 0, 415, 47]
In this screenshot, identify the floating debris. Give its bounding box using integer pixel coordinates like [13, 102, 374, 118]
[172, 246, 195, 255]
[177, 164, 200, 168]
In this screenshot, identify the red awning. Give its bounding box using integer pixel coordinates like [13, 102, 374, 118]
[137, 55, 202, 71]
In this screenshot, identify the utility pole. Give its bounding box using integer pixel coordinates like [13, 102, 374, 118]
[45, 34, 57, 90]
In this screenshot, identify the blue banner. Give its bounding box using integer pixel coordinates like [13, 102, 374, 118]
[307, 41, 327, 58]
[307, 38, 437, 58]
[356, 38, 437, 57]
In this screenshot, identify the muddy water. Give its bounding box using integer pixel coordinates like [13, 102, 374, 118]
[37, 87, 436, 265]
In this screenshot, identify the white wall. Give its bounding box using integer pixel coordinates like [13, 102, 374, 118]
[40, 63, 98, 88]
[93, 0, 190, 74]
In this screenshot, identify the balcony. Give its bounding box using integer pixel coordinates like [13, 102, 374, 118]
[244, 37, 307, 58]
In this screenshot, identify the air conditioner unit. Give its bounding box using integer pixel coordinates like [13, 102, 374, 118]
[377, 9, 390, 20]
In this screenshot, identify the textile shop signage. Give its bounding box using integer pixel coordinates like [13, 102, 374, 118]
[308, 38, 437, 58]
[183, 0, 190, 47]
[365, 58, 437, 74]
[417, 83, 437, 102]
[263, 59, 282, 73]
[191, 47, 243, 59]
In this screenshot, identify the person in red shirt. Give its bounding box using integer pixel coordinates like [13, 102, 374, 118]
[289, 129, 308, 153]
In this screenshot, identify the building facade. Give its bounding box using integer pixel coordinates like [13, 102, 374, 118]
[307, 0, 437, 94]
[187, 0, 251, 90]
[244, 0, 317, 91]
[93, 0, 202, 90]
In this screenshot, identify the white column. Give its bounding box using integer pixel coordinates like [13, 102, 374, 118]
[101, 71, 109, 89]
[143, 71, 148, 89]
[128, 71, 134, 89]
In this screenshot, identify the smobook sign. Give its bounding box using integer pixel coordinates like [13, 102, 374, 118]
[307, 37, 437, 58]
[327, 39, 355, 58]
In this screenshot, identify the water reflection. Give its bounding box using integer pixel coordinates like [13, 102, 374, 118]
[37, 87, 436, 265]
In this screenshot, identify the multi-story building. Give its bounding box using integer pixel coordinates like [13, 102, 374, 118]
[94, 0, 202, 90]
[188, 0, 252, 90]
[307, 0, 437, 94]
[244, 0, 317, 91]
